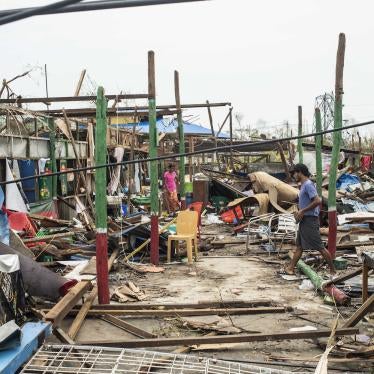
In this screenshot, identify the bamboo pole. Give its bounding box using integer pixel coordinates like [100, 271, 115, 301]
[95, 86, 109, 304]
[328, 33, 346, 259]
[148, 51, 159, 265]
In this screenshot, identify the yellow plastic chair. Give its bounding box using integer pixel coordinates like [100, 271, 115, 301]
[167, 210, 198, 263]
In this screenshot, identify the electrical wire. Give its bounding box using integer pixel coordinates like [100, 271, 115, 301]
[0, 0, 84, 26]
[0, 0, 210, 22]
[1, 118, 374, 187]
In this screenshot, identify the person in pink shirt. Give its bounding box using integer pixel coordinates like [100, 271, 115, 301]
[163, 164, 179, 214]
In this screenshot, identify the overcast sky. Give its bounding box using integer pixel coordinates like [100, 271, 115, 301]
[1, 0, 374, 136]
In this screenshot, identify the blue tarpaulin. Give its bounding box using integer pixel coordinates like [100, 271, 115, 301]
[114, 118, 230, 138]
[336, 173, 360, 190]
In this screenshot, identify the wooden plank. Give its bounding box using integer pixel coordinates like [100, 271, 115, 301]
[45, 281, 92, 327]
[22, 231, 80, 244]
[56, 306, 291, 318]
[100, 314, 156, 339]
[343, 294, 374, 328]
[362, 262, 369, 303]
[67, 249, 118, 339]
[77, 328, 359, 348]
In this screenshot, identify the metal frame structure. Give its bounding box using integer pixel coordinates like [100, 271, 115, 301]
[21, 345, 298, 374]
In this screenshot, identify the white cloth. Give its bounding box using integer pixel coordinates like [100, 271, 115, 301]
[0, 254, 20, 273]
[5, 160, 27, 212]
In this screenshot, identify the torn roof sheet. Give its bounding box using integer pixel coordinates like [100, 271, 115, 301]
[115, 118, 230, 138]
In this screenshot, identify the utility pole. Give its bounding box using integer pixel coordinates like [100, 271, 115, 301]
[148, 51, 159, 265]
[174, 71, 185, 209]
[95, 86, 109, 304]
[315, 108, 323, 197]
[328, 33, 346, 259]
[297, 106, 303, 163]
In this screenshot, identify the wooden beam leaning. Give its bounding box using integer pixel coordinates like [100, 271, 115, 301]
[100, 314, 156, 339]
[67, 249, 119, 339]
[78, 328, 359, 348]
[343, 294, 374, 328]
[45, 281, 92, 327]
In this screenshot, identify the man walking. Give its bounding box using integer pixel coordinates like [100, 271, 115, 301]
[285, 163, 336, 276]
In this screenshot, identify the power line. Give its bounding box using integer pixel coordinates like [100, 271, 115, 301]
[1, 118, 374, 187]
[0, 0, 84, 26]
[0, 0, 210, 23]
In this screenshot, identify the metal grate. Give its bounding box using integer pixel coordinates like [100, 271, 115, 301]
[21, 344, 301, 374]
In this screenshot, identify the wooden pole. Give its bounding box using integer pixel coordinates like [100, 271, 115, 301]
[315, 108, 323, 197]
[206, 100, 220, 168]
[297, 106, 303, 163]
[95, 86, 110, 304]
[48, 117, 57, 199]
[328, 33, 346, 259]
[229, 109, 233, 170]
[174, 71, 185, 209]
[148, 51, 159, 265]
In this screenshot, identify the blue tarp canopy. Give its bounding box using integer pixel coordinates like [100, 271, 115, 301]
[115, 118, 229, 138]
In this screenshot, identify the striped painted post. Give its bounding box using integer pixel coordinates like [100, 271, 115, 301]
[328, 33, 346, 259]
[95, 86, 110, 304]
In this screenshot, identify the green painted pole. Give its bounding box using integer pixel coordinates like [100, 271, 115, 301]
[174, 70, 185, 209]
[148, 51, 159, 265]
[315, 108, 323, 197]
[328, 33, 346, 259]
[95, 86, 109, 304]
[296, 258, 349, 304]
[297, 106, 303, 163]
[48, 117, 57, 199]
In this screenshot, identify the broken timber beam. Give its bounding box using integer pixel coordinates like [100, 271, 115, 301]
[100, 314, 156, 339]
[45, 281, 92, 327]
[56, 306, 291, 318]
[343, 294, 374, 328]
[322, 267, 363, 289]
[78, 328, 359, 348]
[67, 250, 118, 339]
[68, 299, 272, 310]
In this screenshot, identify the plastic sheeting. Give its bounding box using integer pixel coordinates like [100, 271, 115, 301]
[336, 173, 360, 190]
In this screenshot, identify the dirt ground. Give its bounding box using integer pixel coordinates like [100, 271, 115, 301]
[48, 223, 373, 373]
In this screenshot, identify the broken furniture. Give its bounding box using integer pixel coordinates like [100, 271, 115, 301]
[167, 210, 198, 263]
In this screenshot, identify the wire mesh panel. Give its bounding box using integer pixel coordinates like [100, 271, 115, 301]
[21, 345, 302, 374]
